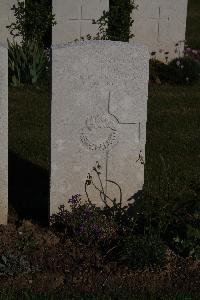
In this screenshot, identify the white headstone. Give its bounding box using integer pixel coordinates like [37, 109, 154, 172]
[52, 0, 109, 44]
[0, 43, 8, 225]
[131, 0, 188, 61]
[0, 0, 19, 43]
[50, 41, 149, 214]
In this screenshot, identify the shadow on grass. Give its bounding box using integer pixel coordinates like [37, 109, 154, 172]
[8, 150, 49, 227]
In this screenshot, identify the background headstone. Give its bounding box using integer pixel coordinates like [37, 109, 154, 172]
[52, 0, 109, 44]
[0, 43, 8, 225]
[131, 0, 188, 61]
[0, 0, 19, 43]
[51, 41, 149, 215]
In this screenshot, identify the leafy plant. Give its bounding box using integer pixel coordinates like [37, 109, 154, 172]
[93, 0, 137, 41]
[16, 232, 38, 251]
[149, 58, 170, 84]
[149, 47, 200, 85]
[165, 178, 200, 259]
[0, 251, 38, 277]
[50, 194, 118, 246]
[109, 0, 137, 41]
[50, 162, 138, 248]
[118, 234, 167, 269]
[172, 225, 200, 260]
[184, 47, 200, 61]
[8, 39, 49, 87]
[167, 56, 200, 85]
[75, 0, 137, 42]
[6, 0, 56, 48]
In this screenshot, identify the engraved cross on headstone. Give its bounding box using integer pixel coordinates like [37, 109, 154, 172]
[150, 6, 170, 42]
[105, 91, 143, 195]
[80, 91, 143, 199]
[69, 0, 94, 39]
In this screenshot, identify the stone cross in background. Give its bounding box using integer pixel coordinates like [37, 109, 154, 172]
[0, 43, 8, 225]
[68, 0, 94, 39]
[52, 0, 188, 61]
[52, 0, 109, 44]
[50, 41, 149, 215]
[131, 0, 188, 61]
[149, 6, 170, 43]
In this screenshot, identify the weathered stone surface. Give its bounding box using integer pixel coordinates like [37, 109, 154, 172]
[52, 0, 109, 44]
[0, 43, 8, 224]
[52, 0, 188, 61]
[0, 0, 18, 43]
[131, 0, 188, 61]
[50, 41, 149, 214]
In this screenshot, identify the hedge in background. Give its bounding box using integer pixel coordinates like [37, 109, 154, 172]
[92, 0, 137, 42]
[6, 0, 56, 48]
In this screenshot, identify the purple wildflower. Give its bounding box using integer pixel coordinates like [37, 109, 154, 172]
[79, 224, 84, 233]
[68, 194, 81, 205]
[92, 224, 101, 237]
[83, 207, 91, 218]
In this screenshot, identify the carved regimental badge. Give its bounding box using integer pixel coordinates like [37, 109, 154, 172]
[80, 113, 120, 151]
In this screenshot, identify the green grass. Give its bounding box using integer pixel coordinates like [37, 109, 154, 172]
[9, 83, 200, 200]
[145, 83, 200, 198]
[9, 86, 50, 170]
[186, 0, 200, 49]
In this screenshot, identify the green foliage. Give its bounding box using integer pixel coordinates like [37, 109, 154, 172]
[167, 57, 200, 85]
[8, 39, 49, 87]
[118, 234, 167, 269]
[51, 160, 200, 265]
[6, 0, 56, 47]
[79, 0, 137, 41]
[16, 232, 38, 251]
[136, 175, 200, 260]
[186, 0, 200, 49]
[0, 251, 38, 277]
[108, 0, 137, 41]
[165, 179, 200, 259]
[172, 225, 200, 260]
[150, 57, 200, 85]
[50, 194, 118, 246]
[149, 59, 170, 84]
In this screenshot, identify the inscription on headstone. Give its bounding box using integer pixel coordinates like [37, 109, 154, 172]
[50, 41, 149, 214]
[0, 43, 8, 225]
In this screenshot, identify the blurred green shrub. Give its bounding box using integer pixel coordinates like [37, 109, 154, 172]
[149, 59, 170, 84]
[50, 161, 200, 267]
[118, 234, 167, 269]
[8, 39, 49, 87]
[6, 0, 56, 48]
[164, 178, 200, 259]
[50, 194, 118, 246]
[149, 56, 200, 85]
[168, 57, 200, 85]
[0, 251, 38, 277]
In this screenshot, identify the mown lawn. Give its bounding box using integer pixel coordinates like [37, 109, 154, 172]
[9, 83, 200, 201]
[146, 83, 200, 198]
[9, 86, 50, 171]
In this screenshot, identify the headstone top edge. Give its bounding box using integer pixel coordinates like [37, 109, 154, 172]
[51, 40, 149, 54]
